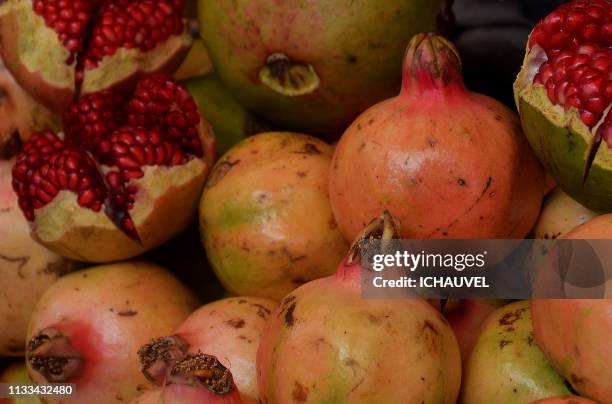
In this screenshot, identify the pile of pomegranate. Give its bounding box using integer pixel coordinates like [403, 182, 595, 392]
[0, 0, 611, 403]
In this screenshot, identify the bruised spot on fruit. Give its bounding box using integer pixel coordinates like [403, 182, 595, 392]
[206, 159, 240, 188]
[259, 53, 320, 97]
[293, 142, 322, 155]
[251, 303, 272, 319]
[423, 320, 440, 336]
[225, 318, 245, 329]
[457, 178, 466, 187]
[292, 381, 309, 402]
[296, 170, 307, 178]
[118, 310, 138, 317]
[284, 302, 297, 327]
[346, 54, 358, 64]
[527, 333, 535, 346]
[499, 340, 512, 349]
[498, 307, 526, 326]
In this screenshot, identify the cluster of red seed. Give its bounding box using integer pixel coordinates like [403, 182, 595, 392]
[530, 0, 611, 138]
[12, 75, 202, 238]
[32, 0, 184, 68]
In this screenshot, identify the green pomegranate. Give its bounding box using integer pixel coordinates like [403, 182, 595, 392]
[461, 301, 570, 404]
[514, 0, 612, 212]
[198, 0, 450, 135]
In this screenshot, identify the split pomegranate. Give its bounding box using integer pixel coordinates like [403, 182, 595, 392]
[25, 261, 200, 404]
[532, 299, 612, 404]
[0, 158, 75, 357]
[330, 33, 545, 240]
[131, 354, 243, 404]
[200, 132, 348, 300]
[514, 0, 612, 212]
[139, 297, 276, 403]
[0, 0, 192, 113]
[256, 212, 461, 403]
[460, 301, 570, 403]
[11, 74, 215, 262]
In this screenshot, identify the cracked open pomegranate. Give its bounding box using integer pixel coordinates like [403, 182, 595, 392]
[514, 0, 612, 212]
[0, 0, 192, 114]
[11, 74, 215, 262]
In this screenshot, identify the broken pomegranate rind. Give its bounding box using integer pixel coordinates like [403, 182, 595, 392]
[515, 47, 612, 213]
[33, 157, 209, 262]
[81, 32, 192, 96]
[0, 0, 75, 112]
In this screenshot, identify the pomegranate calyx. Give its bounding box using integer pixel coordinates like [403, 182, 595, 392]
[168, 353, 236, 395]
[401, 33, 463, 94]
[138, 335, 189, 384]
[27, 328, 84, 383]
[346, 210, 401, 266]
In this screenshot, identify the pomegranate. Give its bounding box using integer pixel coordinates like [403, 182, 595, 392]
[330, 33, 545, 240]
[460, 301, 570, 404]
[564, 212, 612, 238]
[198, 0, 451, 135]
[531, 397, 599, 404]
[442, 299, 508, 365]
[0, 362, 40, 404]
[25, 261, 200, 403]
[139, 296, 276, 403]
[0, 0, 192, 114]
[0, 158, 75, 357]
[533, 188, 598, 239]
[256, 212, 461, 403]
[184, 74, 273, 156]
[131, 354, 243, 404]
[11, 74, 215, 262]
[514, 0, 612, 213]
[532, 299, 612, 403]
[0, 57, 60, 154]
[200, 132, 348, 300]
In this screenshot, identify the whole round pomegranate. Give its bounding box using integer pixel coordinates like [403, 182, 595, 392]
[139, 296, 277, 403]
[461, 301, 570, 404]
[565, 213, 612, 238]
[0, 0, 192, 113]
[257, 212, 461, 403]
[532, 299, 612, 403]
[200, 132, 348, 300]
[531, 397, 599, 404]
[0, 362, 40, 404]
[25, 261, 200, 404]
[198, 0, 450, 135]
[11, 74, 215, 262]
[514, 0, 612, 213]
[330, 33, 545, 240]
[533, 188, 598, 239]
[0, 57, 60, 154]
[131, 354, 243, 404]
[442, 299, 508, 365]
[0, 158, 75, 357]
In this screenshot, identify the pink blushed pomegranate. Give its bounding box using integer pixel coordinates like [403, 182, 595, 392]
[0, 158, 75, 357]
[330, 33, 545, 240]
[11, 74, 215, 262]
[139, 297, 276, 403]
[514, 0, 612, 213]
[0, 0, 192, 113]
[25, 261, 200, 403]
[256, 212, 461, 403]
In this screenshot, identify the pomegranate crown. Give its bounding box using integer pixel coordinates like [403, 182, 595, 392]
[401, 33, 464, 94]
[346, 211, 402, 266]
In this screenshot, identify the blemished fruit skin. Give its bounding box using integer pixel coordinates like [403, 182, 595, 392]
[140, 297, 277, 403]
[0, 158, 75, 357]
[460, 301, 570, 404]
[257, 213, 461, 404]
[330, 33, 545, 241]
[532, 188, 598, 240]
[513, 0, 612, 213]
[532, 299, 612, 404]
[198, 0, 449, 135]
[184, 74, 272, 156]
[0, 362, 40, 404]
[25, 261, 200, 404]
[200, 132, 349, 301]
[530, 397, 599, 404]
